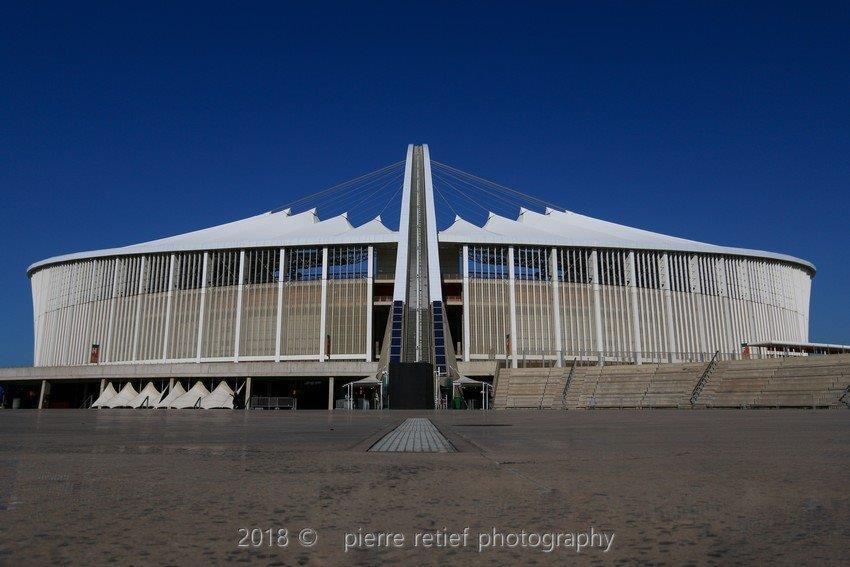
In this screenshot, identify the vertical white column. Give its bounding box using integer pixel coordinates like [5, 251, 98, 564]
[244, 376, 252, 410]
[196, 252, 209, 362]
[590, 250, 604, 365]
[233, 249, 246, 362]
[462, 245, 471, 362]
[38, 380, 48, 409]
[319, 246, 329, 361]
[716, 257, 733, 354]
[131, 256, 146, 362]
[507, 246, 518, 368]
[365, 246, 374, 361]
[275, 248, 285, 362]
[162, 254, 176, 361]
[628, 250, 642, 364]
[690, 254, 707, 357]
[60, 265, 73, 365]
[660, 253, 676, 362]
[104, 259, 120, 363]
[550, 248, 563, 366]
[328, 376, 335, 410]
[99, 378, 106, 395]
[83, 261, 97, 365]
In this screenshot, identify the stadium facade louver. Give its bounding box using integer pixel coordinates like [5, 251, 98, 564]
[28, 144, 814, 373]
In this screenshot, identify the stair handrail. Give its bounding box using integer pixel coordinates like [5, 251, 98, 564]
[840, 384, 850, 408]
[561, 357, 579, 407]
[690, 350, 720, 406]
[538, 363, 557, 409]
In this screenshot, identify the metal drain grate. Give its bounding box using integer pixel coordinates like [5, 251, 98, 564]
[368, 418, 455, 452]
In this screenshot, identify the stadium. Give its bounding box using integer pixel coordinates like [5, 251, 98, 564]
[3, 144, 848, 410]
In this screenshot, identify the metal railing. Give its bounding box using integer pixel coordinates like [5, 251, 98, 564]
[561, 357, 579, 406]
[690, 351, 720, 406]
[249, 396, 297, 410]
[471, 347, 808, 369]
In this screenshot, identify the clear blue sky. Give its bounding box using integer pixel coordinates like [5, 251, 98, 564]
[1, 2, 848, 365]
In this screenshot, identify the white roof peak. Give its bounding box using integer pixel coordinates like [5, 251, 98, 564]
[439, 205, 814, 272]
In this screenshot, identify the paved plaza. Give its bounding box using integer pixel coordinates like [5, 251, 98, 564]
[0, 409, 848, 565]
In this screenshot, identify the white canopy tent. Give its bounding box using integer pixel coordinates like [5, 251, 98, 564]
[154, 382, 186, 409]
[104, 382, 139, 408]
[345, 376, 383, 410]
[128, 382, 162, 408]
[91, 382, 118, 408]
[200, 381, 235, 409]
[452, 375, 492, 410]
[170, 381, 210, 409]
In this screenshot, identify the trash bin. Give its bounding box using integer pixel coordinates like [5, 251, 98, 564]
[452, 396, 463, 409]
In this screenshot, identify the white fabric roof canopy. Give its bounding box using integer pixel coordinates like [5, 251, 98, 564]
[29, 209, 397, 273]
[28, 153, 813, 274]
[439, 208, 814, 272]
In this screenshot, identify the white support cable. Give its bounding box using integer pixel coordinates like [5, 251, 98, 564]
[274, 172, 398, 217]
[432, 184, 462, 227]
[269, 160, 404, 213]
[432, 169, 539, 213]
[327, 172, 405, 217]
[431, 171, 515, 217]
[375, 182, 405, 218]
[432, 173, 521, 226]
[304, 172, 405, 222]
[431, 160, 564, 211]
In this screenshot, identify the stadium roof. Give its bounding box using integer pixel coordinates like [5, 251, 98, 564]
[28, 208, 397, 273]
[28, 146, 815, 274]
[439, 207, 815, 271]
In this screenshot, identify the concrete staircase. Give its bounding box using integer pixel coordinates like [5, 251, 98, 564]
[696, 359, 784, 408]
[493, 366, 567, 409]
[492, 354, 850, 410]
